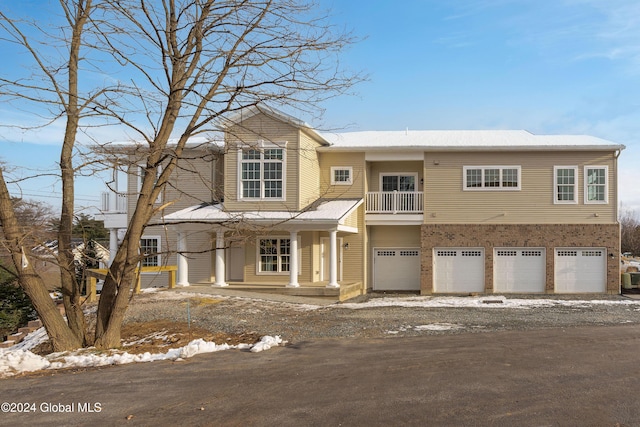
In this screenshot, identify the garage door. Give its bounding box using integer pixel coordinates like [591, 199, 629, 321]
[494, 248, 546, 293]
[373, 248, 421, 291]
[554, 248, 606, 293]
[433, 248, 484, 293]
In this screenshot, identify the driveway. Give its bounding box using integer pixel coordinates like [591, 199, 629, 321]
[1, 324, 640, 426]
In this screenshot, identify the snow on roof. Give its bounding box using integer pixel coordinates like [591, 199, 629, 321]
[163, 199, 362, 224]
[320, 130, 625, 151]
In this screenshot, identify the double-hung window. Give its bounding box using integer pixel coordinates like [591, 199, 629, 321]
[257, 237, 301, 274]
[240, 147, 285, 200]
[331, 167, 353, 185]
[463, 166, 521, 190]
[584, 166, 608, 204]
[140, 236, 160, 267]
[554, 166, 578, 204]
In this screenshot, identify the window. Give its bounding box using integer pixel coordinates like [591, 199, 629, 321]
[140, 237, 160, 267]
[381, 174, 416, 192]
[239, 146, 285, 200]
[463, 166, 521, 190]
[257, 237, 301, 274]
[554, 166, 578, 204]
[331, 167, 353, 185]
[584, 166, 608, 204]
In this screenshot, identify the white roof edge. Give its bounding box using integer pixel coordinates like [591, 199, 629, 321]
[317, 144, 625, 152]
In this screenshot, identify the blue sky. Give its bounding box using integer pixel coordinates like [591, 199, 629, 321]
[1, 0, 639, 214]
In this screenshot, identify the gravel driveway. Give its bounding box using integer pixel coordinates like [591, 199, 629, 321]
[123, 288, 640, 343]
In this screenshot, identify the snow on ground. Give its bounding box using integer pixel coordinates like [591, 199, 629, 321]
[0, 326, 283, 379]
[3, 294, 640, 378]
[336, 295, 640, 310]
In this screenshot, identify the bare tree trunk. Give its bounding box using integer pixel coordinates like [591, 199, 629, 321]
[0, 168, 81, 352]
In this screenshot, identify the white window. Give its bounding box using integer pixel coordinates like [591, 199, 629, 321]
[140, 236, 160, 267]
[554, 166, 578, 204]
[239, 146, 285, 200]
[256, 237, 301, 275]
[331, 167, 353, 185]
[463, 166, 521, 191]
[584, 166, 608, 204]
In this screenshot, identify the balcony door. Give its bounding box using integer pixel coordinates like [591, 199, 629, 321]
[380, 173, 418, 212]
[381, 174, 416, 192]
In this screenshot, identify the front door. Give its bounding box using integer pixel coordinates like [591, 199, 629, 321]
[321, 237, 342, 282]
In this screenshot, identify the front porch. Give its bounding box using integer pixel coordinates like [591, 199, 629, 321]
[188, 281, 364, 302]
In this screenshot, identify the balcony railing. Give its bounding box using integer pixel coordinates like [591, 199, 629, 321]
[101, 192, 127, 213]
[365, 191, 423, 214]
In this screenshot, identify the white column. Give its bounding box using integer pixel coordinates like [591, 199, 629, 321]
[213, 230, 228, 287]
[109, 228, 118, 266]
[287, 231, 299, 288]
[326, 230, 340, 288]
[176, 231, 189, 286]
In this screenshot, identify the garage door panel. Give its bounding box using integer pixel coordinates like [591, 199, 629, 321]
[434, 248, 484, 293]
[494, 248, 546, 293]
[374, 248, 421, 291]
[555, 248, 605, 293]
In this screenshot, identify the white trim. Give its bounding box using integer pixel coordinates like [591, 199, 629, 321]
[255, 235, 302, 276]
[462, 166, 521, 191]
[330, 166, 353, 185]
[379, 172, 418, 192]
[140, 235, 161, 270]
[320, 237, 343, 282]
[237, 142, 287, 201]
[553, 166, 578, 204]
[584, 165, 609, 204]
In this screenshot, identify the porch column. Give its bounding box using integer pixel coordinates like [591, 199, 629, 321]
[108, 228, 118, 266]
[213, 230, 228, 287]
[287, 231, 299, 288]
[176, 231, 189, 286]
[327, 229, 340, 288]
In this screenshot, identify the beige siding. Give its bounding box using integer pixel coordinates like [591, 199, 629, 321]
[298, 130, 322, 209]
[319, 151, 366, 199]
[340, 206, 365, 283]
[368, 161, 423, 192]
[224, 113, 300, 212]
[424, 151, 618, 224]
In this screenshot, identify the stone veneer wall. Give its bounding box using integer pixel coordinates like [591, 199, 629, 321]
[420, 224, 621, 295]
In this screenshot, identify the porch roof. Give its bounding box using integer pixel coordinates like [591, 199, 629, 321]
[163, 198, 362, 232]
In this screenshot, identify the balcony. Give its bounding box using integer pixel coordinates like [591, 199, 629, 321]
[365, 191, 423, 214]
[97, 192, 128, 229]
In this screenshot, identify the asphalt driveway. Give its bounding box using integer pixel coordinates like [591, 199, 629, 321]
[1, 324, 640, 426]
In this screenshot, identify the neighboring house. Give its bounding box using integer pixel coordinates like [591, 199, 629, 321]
[97, 106, 625, 298]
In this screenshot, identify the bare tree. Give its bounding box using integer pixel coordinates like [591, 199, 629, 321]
[0, 0, 360, 350]
[0, 0, 112, 350]
[620, 205, 640, 256]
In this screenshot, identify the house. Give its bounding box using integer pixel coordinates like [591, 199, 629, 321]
[98, 106, 625, 298]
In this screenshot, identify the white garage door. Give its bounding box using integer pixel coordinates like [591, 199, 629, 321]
[494, 248, 546, 293]
[433, 248, 484, 293]
[554, 248, 606, 293]
[373, 248, 421, 291]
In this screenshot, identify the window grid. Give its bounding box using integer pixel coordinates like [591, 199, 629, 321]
[464, 166, 520, 190]
[259, 238, 291, 273]
[240, 147, 284, 199]
[585, 167, 607, 203]
[555, 167, 576, 203]
[140, 237, 159, 267]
